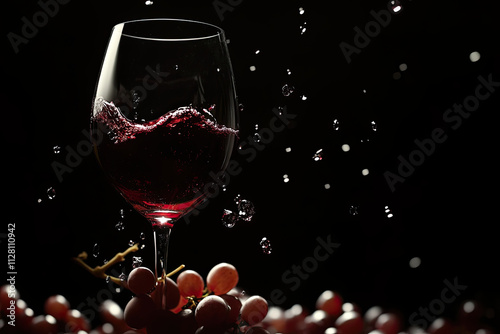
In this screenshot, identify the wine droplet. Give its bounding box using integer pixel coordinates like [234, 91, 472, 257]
[222, 209, 238, 228]
[128, 240, 135, 247]
[238, 199, 256, 222]
[282, 84, 295, 96]
[333, 119, 340, 131]
[140, 232, 146, 240]
[47, 187, 56, 200]
[313, 149, 324, 161]
[92, 243, 100, 258]
[132, 256, 143, 268]
[349, 205, 359, 216]
[115, 221, 125, 231]
[260, 237, 272, 254]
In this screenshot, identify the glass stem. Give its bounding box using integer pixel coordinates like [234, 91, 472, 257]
[153, 224, 172, 280]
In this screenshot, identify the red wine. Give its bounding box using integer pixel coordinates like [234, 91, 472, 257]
[92, 98, 237, 227]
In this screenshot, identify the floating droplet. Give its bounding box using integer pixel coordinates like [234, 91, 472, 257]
[238, 199, 256, 222]
[285, 147, 292, 153]
[255, 50, 260, 55]
[222, 209, 238, 228]
[313, 149, 324, 161]
[115, 221, 125, 231]
[287, 69, 292, 75]
[399, 63, 408, 71]
[253, 132, 261, 143]
[390, 0, 402, 13]
[300, 95, 307, 100]
[283, 174, 290, 183]
[371, 121, 378, 131]
[140, 232, 146, 240]
[260, 237, 272, 254]
[47, 187, 56, 200]
[409, 256, 421, 268]
[128, 240, 135, 247]
[362, 169, 370, 176]
[132, 256, 143, 268]
[119, 273, 127, 282]
[92, 243, 100, 258]
[299, 22, 307, 35]
[341, 144, 350, 152]
[145, 0, 153, 5]
[282, 84, 295, 96]
[239, 104, 245, 112]
[349, 205, 359, 216]
[234, 194, 242, 204]
[105, 276, 110, 283]
[333, 119, 340, 130]
[324, 184, 331, 189]
[469, 51, 481, 62]
[385, 205, 394, 218]
[249, 65, 257, 72]
[53, 146, 61, 154]
[299, 7, 305, 15]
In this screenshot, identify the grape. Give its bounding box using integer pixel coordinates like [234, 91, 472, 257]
[99, 299, 129, 333]
[364, 305, 383, 329]
[127, 266, 157, 295]
[30, 315, 58, 334]
[65, 309, 91, 332]
[427, 317, 455, 334]
[261, 306, 286, 333]
[146, 308, 180, 334]
[163, 276, 181, 310]
[316, 290, 343, 318]
[335, 311, 364, 334]
[44, 294, 70, 321]
[246, 326, 271, 334]
[178, 308, 199, 334]
[124, 294, 157, 329]
[240, 295, 269, 326]
[195, 295, 230, 328]
[177, 269, 205, 298]
[374, 312, 402, 334]
[206, 263, 239, 295]
[303, 309, 333, 334]
[220, 293, 242, 324]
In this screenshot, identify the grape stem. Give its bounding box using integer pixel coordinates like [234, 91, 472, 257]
[73, 244, 186, 288]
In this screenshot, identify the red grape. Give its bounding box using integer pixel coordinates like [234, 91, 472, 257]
[261, 306, 286, 333]
[30, 315, 58, 334]
[246, 326, 271, 334]
[195, 295, 230, 328]
[178, 308, 198, 334]
[427, 317, 455, 334]
[163, 276, 181, 310]
[364, 305, 383, 329]
[316, 290, 343, 318]
[65, 309, 92, 332]
[206, 263, 239, 295]
[124, 294, 157, 329]
[127, 267, 157, 295]
[177, 270, 205, 298]
[374, 312, 402, 334]
[146, 308, 180, 334]
[335, 311, 364, 334]
[241, 295, 269, 325]
[220, 293, 242, 324]
[44, 294, 70, 322]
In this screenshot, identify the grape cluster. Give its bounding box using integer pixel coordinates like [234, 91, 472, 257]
[259, 290, 495, 334]
[122, 262, 269, 334]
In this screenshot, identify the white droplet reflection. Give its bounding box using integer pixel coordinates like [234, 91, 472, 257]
[299, 7, 305, 15]
[255, 50, 260, 55]
[341, 144, 350, 152]
[362, 169, 369, 176]
[285, 147, 292, 153]
[399, 63, 408, 71]
[469, 51, 481, 62]
[324, 184, 331, 189]
[249, 66, 257, 71]
[409, 256, 421, 268]
[145, 0, 153, 5]
[283, 174, 290, 183]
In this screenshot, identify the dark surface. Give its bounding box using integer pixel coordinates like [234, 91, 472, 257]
[2, 0, 499, 330]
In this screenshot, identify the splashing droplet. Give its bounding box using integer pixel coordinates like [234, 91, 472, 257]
[119, 273, 127, 282]
[282, 84, 295, 96]
[128, 240, 135, 247]
[222, 209, 238, 228]
[299, 7, 305, 15]
[313, 149, 324, 161]
[287, 69, 292, 75]
[105, 276, 110, 283]
[140, 232, 146, 240]
[371, 121, 378, 131]
[239, 103, 245, 112]
[47, 187, 56, 200]
[390, 0, 402, 13]
[145, 0, 153, 5]
[299, 22, 307, 35]
[260, 237, 272, 254]
[283, 174, 290, 183]
[253, 132, 261, 143]
[385, 205, 394, 218]
[92, 243, 100, 258]
[349, 205, 359, 216]
[238, 199, 256, 222]
[53, 146, 61, 154]
[362, 169, 370, 176]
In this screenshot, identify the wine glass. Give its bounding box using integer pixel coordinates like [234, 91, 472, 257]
[90, 19, 238, 289]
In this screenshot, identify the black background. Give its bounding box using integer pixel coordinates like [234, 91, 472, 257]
[2, 0, 500, 331]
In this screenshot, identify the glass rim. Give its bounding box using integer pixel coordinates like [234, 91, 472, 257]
[114, 18, 226, 42]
